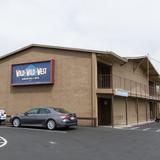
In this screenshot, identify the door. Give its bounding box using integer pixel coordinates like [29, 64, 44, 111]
[98, 98, 111, 125]
[38, 108, 51, 124]
[21, 108, 40, 125]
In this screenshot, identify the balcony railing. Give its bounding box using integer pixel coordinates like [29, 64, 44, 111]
[98, 74, 160, 100]
[98, 74, 111, 88]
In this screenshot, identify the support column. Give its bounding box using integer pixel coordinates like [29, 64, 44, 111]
[145, 100, 148, 121]
[136, 98, 139, 123]
[111, 95, 114, 127]
[155, 101, 158, 118]
[125, 97, 128, 125]
[91, 53, 98, 126]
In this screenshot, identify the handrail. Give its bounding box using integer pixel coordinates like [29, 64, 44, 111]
[98, 74, 160, 100]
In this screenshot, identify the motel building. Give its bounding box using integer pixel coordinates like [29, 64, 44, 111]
[0, 44, 160, 126]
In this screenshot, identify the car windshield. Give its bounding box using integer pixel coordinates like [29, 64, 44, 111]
[53, 108, 70, 113]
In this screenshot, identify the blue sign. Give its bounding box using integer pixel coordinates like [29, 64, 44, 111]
[11, 60, 54, 86]
[115, 88, 128, 97]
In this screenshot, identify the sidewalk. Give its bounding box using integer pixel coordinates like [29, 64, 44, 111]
[114, 120, 155, 129]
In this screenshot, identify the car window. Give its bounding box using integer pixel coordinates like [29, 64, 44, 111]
[27, 108, 39, 114]
[53, 108, 69, 113]
[39, 108, 51, 114]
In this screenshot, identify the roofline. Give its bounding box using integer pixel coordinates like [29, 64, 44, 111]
[125, 56, 147, 60]
[126, 56, 160, 76]
[0, 43, 127, 62]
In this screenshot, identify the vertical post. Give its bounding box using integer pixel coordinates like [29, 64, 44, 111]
[91, 53, 98, 126]
[136, 82, 137, 97]
[111, 95, 114, 127]
[125, 97, 128, 125]
[136, 98, 139, 123]
[147, 54, 150, 99]
[147, 54, 149, 82]
[155, 101, 157, 118]
[145, 100, 148, 121]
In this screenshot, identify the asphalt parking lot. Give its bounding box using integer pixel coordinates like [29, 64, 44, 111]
[1, 123, 160, 160]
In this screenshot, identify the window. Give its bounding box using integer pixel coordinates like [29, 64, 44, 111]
[54, 108, 69, 113]
[39, 108, 51, 114]
[27, 108, 39, 114]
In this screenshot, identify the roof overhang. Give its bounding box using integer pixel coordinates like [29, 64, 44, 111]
[97, 51, 128, 65]
[126, 56, 160, 83]
[0, 44, 127, 65]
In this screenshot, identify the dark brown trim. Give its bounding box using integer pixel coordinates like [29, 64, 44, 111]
[77, 117, 96, 127]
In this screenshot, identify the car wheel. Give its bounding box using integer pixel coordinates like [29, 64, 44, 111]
[46, 119, 56, 130]
[12, 118, 21, 127]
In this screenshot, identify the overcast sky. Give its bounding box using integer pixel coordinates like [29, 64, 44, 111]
[0, 0, 160, 71]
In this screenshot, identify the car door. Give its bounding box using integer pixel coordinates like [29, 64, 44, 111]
[21, 108, 40, 125]
[38, 108, 51, 124]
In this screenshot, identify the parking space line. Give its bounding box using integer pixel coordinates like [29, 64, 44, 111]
[0, 126, 67, 133]
[156, 129, 160, 132]
[142, 128, 151, 131]
[129, 127, 139, 130]
[0, 137, 7, 148]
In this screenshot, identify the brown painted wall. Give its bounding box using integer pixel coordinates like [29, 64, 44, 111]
[114, 95, 151, 125]
[112, 60, 148, 87]
[126, 97, 137, 124]
[113, 96, 126, 125]
[138, 99, 146, 122]
[0, 47, 92, 120]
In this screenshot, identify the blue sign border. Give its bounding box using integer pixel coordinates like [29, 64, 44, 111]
[11, 59, 55, 86]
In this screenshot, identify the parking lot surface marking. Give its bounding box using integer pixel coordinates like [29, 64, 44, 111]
[156, 129, 160, 132]
[142, 128, 151, 131]
[0, 137, 7, 148]
[1, 126, 160, 160]
[0, 126, 67, 133]
[49, 141, 56, 144]
[129, 127, 139, 130]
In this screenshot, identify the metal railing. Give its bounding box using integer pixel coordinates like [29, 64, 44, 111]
[98, 74, 111, 88]
[98, 74, 160, 100]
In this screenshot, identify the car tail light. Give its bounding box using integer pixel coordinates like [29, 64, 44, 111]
[60, 114, 70, 119]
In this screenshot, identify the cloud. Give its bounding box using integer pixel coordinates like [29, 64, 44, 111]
[0, 0, 160, 71]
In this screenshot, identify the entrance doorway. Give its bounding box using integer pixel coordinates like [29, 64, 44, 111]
[98, 98, 111, 125]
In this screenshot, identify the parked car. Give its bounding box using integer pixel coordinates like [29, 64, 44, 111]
[0, 109, 6, 124]
[10, 107, 77, 130]
[155, 114, 160, 122]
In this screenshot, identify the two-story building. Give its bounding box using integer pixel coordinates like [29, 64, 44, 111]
[0, 44, 159, 126]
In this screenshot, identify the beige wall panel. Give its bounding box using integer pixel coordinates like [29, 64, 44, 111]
[112, 61, 148, 96]
[0, 48, 92, 121]
[157, 102, 160, 116]
[138, 99, 146, 122]
[147, 101, 150, 121]
[77, 119, 92, 126]
[113, 96, 126, 125]
[127, 98, 137, 124]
